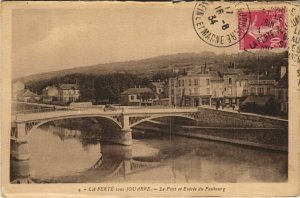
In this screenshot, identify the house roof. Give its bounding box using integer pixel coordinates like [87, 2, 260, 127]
[151, 82, 164, 88]
[275, 73, 288, 88]
[247, 75, 258, 81]
[210, 71, 223, 81]
[15, 90, 26, 96]
[259, 73, 278, 80]
[59, 84, 79, 89]
[223, 68, 245, 75]
[248, 79, 276, 85]
[43, 85, 58, 91]
[22, 89, 38, 97]
[241, 95, 273, 107]
[121, 88, 153, 95]
[236, 74, 249, 81]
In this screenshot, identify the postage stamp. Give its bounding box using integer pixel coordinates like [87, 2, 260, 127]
[238, 8, 287, 50]
[192, 2, 250, 47]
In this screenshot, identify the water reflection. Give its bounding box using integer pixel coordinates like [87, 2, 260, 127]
[10, 120, 287, 183]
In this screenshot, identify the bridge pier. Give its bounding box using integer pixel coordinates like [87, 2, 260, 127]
[118, 114, 133, 146]
[11, 123, 30, 161]
[11, 141, 30, 161]
[11, 140, 31, 183]
[16, 123, 27, 140]
[119, 145, 132, 174]
[118, 129, 133, 146]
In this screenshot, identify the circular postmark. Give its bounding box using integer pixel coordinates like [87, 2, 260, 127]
[192, 2, 251, 47]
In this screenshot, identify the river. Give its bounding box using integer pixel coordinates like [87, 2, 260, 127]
[10, 118, 287, 183]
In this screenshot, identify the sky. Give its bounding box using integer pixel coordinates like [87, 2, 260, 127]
[12, 4, 238, 79]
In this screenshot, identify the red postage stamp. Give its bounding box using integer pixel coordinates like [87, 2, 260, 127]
[238, 8, 287, 50]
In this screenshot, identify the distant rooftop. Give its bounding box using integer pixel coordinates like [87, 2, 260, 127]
[43, 85, 58, 90]
[210, 71, 223, 81]
[248, 79, 276, 85]
[223, 68, 245, 75]
[19, 89, 38, 97]
[121, 87, 153, 95]
[59, 84, 79, 89]
[151, 82, 164, 88]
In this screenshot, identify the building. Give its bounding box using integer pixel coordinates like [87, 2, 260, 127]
[236, 75, 250, 98]
[168, 61, 287, 113]
[16, 89, 40, 103]
[222, 69, 245, 106]
[120, 87, 155, 106]
[240, 95, 277, 114]
[148, 81, 167, 98]
[169, 66, 212, 107]
[149, 82, 164, 95]
[58, 84, 80, 105]
[210, 71, 224, 105]
[42, 85, 59, 103]
[12, 81, 25, 101]
[248, 79, 276, 96]
[274, 73, 288, 115]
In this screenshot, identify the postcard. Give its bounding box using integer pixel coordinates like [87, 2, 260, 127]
[1, 1, 300, 197]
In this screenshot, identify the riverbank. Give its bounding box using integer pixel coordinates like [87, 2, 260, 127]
[133, 121, 288, 152]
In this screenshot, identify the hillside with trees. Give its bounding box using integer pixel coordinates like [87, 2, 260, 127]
[24, 50, 287, 104]
[17, 50, 287, 83]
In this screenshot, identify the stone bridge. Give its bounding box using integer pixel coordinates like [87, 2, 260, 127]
[11, 104, 288, 151]
[11, 107, 200, 146]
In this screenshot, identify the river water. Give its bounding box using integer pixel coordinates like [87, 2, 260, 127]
[10, 119, 287, 183]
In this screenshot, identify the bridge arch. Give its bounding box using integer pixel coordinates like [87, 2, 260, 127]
[129, 114, 197, 128]
[23, 115, 123, 136]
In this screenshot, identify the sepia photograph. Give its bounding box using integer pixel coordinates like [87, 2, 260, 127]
[2, 1, 299, 197]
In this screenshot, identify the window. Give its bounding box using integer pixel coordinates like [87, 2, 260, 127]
[206, 79, 210, 85]
[228, 87, 232, 95]
[281, 103, 284, 111]
[194, 88, 198, 95]
[278, 90, 283, 100]
[243, 89, 248, 96]
[178, 80, 181, 87]
[189, 79, 192, 86]
[130, 95, 135, 100]
[189, 89, 192, 95]
[258, 87, 264, 95]
[182, 80, 184, 86]
[239, 81, 242, 87]
[284, 90, 287, 101]
[266, 87, 271, 95]
[212, 91, 216, 97]
[229, 78, 232, 84]
[250, 87, 256, 95]
[194, 79, 198, 85]
[206, 88, 210, 94]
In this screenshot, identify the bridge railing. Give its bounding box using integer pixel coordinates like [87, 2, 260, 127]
[112, 105, 198, 110]
[11, 107, 72, 115]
